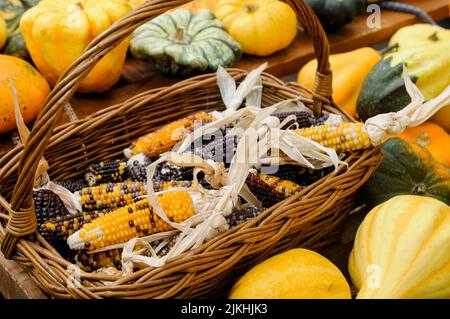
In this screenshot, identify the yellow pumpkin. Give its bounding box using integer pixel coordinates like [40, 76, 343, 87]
[390, 122, 450, 168]
[0, 16, 6, 50]
[214, 0, 297, 57]
[0, 54, 50, 134]
[20, 0, 132, 93]
[229, 248, 351, 299]
[349, 195, 450, 299]
[181, 0, 217, 12]
[128, 0, 146, 8]
[298, 47, 381, 118]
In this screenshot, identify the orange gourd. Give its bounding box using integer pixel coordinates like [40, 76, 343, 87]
[297, 47, 381, 118]
[391, 122, 450, 168]
[0, 54, 50, 134]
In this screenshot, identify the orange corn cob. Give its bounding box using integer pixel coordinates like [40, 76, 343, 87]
[128, 113, 215, 158]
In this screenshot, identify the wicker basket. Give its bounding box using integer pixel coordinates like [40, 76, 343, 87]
[0, 0, 382, 298]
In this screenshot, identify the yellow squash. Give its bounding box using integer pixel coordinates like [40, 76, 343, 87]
[388, 25, 450, 131]
[128, 0, 146, 8]
[298, 47, 381, 118]
[349, 195, 450, 299]
[214, 0, 297, 56]
[389, 24, 450, 52]
[0, 16, 6, 50]
[20, 0, 132, 93]
[229, 248, 351, 299]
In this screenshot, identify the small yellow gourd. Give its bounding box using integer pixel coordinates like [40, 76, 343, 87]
[20, 0, 132, 93]
[229, 248, 351, 299]
[349, 195, 450, 299]
[214, 0, 297, 56]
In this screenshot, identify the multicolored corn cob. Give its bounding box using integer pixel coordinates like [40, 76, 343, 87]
[85, 160, 129, 187]
[258, 174, 304, 197]
[294, 122, 371, 153]
[40, 210, 109, 244]
[246, 173, 287, 207]
[67, 191, 196, 251]
[273, 111, 317, 129]
[227, 207, 266, 227]
[33, 190, 69, 225]
[246, 173, 303, 207]
[75, 249, 122, 272]
[272, 165, 335, 186]
[56, 179, 88, 193]
[127, 113, 216, 159]
[198, 135, 241, 166]
[80, 182, 147, 211]
[153, 162, 194, 183]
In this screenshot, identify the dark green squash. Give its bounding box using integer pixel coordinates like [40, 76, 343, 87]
[0, 0, 41, 59]
[130, 8, 242, 76]
[304, 0, 367, 32]
[362, 138, 450, 207]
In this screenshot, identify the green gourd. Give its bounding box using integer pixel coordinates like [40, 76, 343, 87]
[304, 0, 367, 32]
[362, 138, 450, 208]
[130, 8, 242, 76]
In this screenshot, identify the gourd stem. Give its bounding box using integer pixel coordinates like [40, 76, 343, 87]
[174, 27, 187, 43]
[243, 3, 259, 13]
[75, 0, 83, 9]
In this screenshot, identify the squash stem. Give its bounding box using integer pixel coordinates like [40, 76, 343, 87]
[243, 3, 259, 13]
[173, 27, 190, 44]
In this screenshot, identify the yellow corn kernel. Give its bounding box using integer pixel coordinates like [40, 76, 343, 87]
[68, 190, 195, 251]
[259, 174, 303, 197]
[294, 122, 371, 153]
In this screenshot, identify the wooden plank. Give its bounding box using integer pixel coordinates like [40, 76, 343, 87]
[0, 253, 47, 299]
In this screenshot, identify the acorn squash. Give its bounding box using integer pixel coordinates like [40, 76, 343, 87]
[298, 47, 381, 118]
[229, 248, 351, 299]
[0, 0, 41, 59]
[20, 0, 132, 93]
[357, 37, 450, 131]
[349, 195, 450, 299]
[391, 122, 450, 168]
[362, 138, 450, 208]
[130, 9, 242, 76]
[304, 0, 367, 32]
[214, 0, 297, 57]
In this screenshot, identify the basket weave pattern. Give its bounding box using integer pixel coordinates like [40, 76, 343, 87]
[0, 0, 382, 298]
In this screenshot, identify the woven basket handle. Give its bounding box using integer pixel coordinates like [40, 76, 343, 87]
[1, 0, 331, 259]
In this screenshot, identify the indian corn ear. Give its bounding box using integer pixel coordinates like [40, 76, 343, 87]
[67, 191, 195, 251]
[294, 122, 371, 153]
[227, 207, 266, 227]
[85, 160, 129, 186]
[127, 112, 216, 159]
[80, 182, 147, 211]
[55, 179, 88, 193]
[272, 165, 334, 186]
[246, 173, 303, 207]
[40, 210, 109, 244]
[33, 190, 69, 225]
[75, 249, 123, 272]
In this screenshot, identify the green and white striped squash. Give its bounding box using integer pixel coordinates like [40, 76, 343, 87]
[130, 8, 242, 76]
